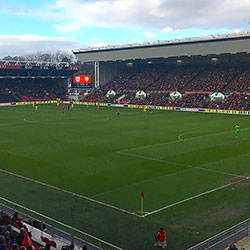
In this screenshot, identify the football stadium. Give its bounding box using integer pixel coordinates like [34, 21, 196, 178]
[0, 32, 250, 250]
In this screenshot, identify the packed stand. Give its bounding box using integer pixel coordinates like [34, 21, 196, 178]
[82, 63, 250, 111]
[0, 63, 249, 111]
[131, 92, 170, 106]
[167, 94, 210, 108]
[218, 93, 250, 111]
[102, 65, 161, 92]
[222, 69, 250, 92]
[0, 79, 67, 103]
[82, 65, 167, 103]
[184, 65, 241, 92]
[147, 65, 201, 92]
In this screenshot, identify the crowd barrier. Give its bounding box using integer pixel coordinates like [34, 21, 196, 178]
[0, 196, 123, 250]
[187, 217, 250, 250]
[0, 100, 249, 116]
[75, 102, 250, 116]
[0, 101, 57, 106]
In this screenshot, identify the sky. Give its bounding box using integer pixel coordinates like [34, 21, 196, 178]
[0, 0, 249, 58]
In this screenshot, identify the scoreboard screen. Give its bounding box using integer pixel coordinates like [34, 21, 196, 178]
[72, 75, 92, 88]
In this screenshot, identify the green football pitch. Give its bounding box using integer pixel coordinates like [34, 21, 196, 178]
[0, 104, 250, 250]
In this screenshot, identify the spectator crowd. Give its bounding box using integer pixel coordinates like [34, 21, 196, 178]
[0, 211, 38, 250]
[0, 79, 67, 103]
[82, 64, 250, 111]
[0, 63, 249, 111]
[0, 211, 89, 250]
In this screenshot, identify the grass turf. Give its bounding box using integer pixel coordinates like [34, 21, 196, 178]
[0, 104, 250, 250]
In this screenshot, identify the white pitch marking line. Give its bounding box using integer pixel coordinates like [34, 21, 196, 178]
[194, 166, 248, 179]
[178, 130, 210, 142]
[177, 133, 185, 142]
[24, 117, 69, 124]
[118, 151, 190, 168]
[24, 118, 36, 123]
[142, 178, 248, 217]
[0, 169, 139, 218]
[2, 130, 249, 218]
[92, 151, 249, 199]
[120, 127, 250, 153]
[90, 166, 193, 199]
[118, 151, 249, 179]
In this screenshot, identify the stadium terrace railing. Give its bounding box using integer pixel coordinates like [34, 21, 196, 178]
[0, 197, 124, 250]
[187, 218, 250, 250]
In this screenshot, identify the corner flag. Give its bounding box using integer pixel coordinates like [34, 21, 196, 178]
[140, 192, 144, 215]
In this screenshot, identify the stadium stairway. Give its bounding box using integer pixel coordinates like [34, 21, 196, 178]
[183, 68, 206, 91]
[221, 68, 246, 92]
[117, 94, 126, 102]
[144, 70, 166, 91]
[11, 92, 22, 102]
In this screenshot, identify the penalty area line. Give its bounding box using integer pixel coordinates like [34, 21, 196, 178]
[142, 178, 247, 217]
[24, 118, 36, 123]
[93, 151, 249, 200]
[117, 151, 190, 168]
[0, 169, 139, 218]
[118, 151, 249, 179]
[120, 127, 250, 153]
[177, 130, 211, 142]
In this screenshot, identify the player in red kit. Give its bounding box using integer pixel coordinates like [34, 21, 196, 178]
[96, 103, 100, 110]
[61, 103, 65, 115]
[149, 106, 152, 113]
[117, 109, 120, 117]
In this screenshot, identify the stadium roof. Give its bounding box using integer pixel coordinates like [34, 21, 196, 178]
[73, 31, 250, 63]
[0, 60, 70, 68]
[0, 60, 80, 78]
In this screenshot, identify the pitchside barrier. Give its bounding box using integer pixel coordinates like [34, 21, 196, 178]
[0, 197, 123, 250]
[187, 218, 250, 250]
[0, 100, 249, 115]
[0, 101, 57, 106]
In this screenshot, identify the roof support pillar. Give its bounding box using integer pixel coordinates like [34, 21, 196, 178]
[94, 61, 100, 88]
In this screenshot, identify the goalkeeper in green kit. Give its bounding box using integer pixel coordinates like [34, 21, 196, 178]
[235, 124, 240, 137]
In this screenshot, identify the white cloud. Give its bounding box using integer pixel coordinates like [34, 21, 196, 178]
[90, 38, 103, 42]
[88, 38, 107, 47]
[91, 42, 108, 47]
[143, 31, 158, 38]
[161, 26, 174, 33]
[0, 34, 85, 57]
[131, 38, 142, 44]
[1, 0, 250, 33]
[52, 23, 84, 33]
[52, 24, 64, 31]
[47, 0, 250, 32]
